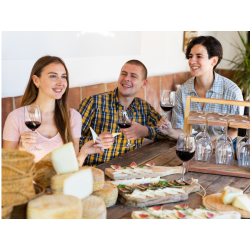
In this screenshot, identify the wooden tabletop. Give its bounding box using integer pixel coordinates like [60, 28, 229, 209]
[97, 140, 250, 219]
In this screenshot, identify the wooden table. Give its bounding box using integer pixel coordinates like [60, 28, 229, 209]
[97, 140, 250, 219]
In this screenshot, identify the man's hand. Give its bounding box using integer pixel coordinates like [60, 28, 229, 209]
[98, 132, 114, 149]
[121, 121, 150, 140]
[157, 117, 172, 135]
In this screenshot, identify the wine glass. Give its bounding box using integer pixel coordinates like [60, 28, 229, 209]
[159, 90, 176, 130]
[117, 109, 134, 148]
[215, 118, 234, 165]
[24, 105, 42, 151]
[194, 113, 213, 143]
[176, 133, 195, 181]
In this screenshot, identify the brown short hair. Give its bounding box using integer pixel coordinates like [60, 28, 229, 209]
[125, 59, 148, 80]
[185, 36, 223, 70]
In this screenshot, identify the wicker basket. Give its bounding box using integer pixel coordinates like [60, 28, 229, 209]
[2, 149, 34, 177]
[1, 206, 13, 219]
[2, 163, 36, 207]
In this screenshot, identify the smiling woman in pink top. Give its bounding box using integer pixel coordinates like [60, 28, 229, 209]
[3, 56, 103, 164]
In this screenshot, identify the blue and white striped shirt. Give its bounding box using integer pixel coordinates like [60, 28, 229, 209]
[171, 72, 244, 141]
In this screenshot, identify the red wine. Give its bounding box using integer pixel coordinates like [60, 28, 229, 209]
[176, 149, 195, 162]
[117, 122, 131, 129]
[25, 121, 41, 131]
[160, 103, 173, 112]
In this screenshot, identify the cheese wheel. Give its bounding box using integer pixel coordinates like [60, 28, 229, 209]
[81, 195, 107, 219]
[51, 168, 93, 200]
[81, 167, 104, 191]
[221, 186, 243, 205]
[27, 194, 82, 219]
[93, 182, 118, 207]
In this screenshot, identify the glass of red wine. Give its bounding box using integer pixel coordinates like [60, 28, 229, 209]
[117, 109, 134, 148]
[176, 133, 195, 181]
[24, 105, 42, 151]
[159, 90, 176, 130]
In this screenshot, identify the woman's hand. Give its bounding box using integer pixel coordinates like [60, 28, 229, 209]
[77, 137, 104, 166]
[18, 131, 38, 151]
[157, 117, 172, 135]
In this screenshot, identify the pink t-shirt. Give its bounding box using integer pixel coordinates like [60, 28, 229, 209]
[3, 107, 82, 163]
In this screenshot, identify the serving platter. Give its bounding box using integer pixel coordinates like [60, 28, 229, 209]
[105, 166, 183, 180]
[202, 193, 250, 218]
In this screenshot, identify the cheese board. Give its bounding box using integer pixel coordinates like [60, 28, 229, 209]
[105, 166, 183, 180]
[109, 177, 200, 207]
[203, 193, 250, 218]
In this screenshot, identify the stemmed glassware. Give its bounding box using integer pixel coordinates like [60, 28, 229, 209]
[238, 117, 250, 167]
[159, 90, 176, 130]
[176, 133, 195, 181]
[215, 115, 234, 165]
[24, 105, 42, 151]
[117, 109, 134, 148]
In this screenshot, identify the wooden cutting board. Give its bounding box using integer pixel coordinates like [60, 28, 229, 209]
[189, 161, 250, 178]
[105, 166, 183, 180]
[202, 193, 250, 218]
[118, 183, 200, 207]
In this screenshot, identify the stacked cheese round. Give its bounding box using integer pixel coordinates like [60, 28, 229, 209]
[81, 195, 107, 219]
[27, 194, 82, 219]
[80, 167, 104, 191]
[93, 182, 118, 207]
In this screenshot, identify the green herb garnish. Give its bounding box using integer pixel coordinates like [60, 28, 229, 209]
[139, 165, 144, 168]
[159, 180, 168, 185]
[118, 184, 126, 189]
[124, 166, 126, 169]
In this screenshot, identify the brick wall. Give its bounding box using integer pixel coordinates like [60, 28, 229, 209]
[1, 69, 236, 138]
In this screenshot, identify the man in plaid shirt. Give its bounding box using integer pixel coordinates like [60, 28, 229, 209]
[78, 60, 168, 166]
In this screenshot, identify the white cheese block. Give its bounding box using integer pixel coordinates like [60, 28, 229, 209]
[142, 177, 151, 184]
[131, 194, 146, 199]
[162, 188, 180, 195]
[51, 168, 93, 200]
[93, 182, 118, 207]
[232, 195, 250, 212]
[154, 190, 166, 197]
[142, 169, 153, 173]
[143, 191, 155, 198]
[112, 133, 121, 137]
[90, 127, 98, 143]
[27, 194, 82, 219]
[150, 176, 160, 183]
[52, 142, 79, 175]
[81, 195, 107, 219]
[221, 186, 243, 205]
[163, 210, 177, 219]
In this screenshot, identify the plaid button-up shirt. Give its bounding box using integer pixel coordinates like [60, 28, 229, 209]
[78, 88, 168, 166]
[171, 72, 244, 141]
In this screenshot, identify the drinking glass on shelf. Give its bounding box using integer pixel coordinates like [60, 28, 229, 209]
[159, 90, 176, 130]
[176, 133, 195, 181]
[195, 119, 213, 163]
[215, 118, 234, 165]
[24, 105, 42, 151]
[117, 109, 134, 148]
[237, 130, 249, 160]
[194, 114, 212, 143]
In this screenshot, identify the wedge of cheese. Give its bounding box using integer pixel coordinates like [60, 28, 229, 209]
[51, 168, 93, 200]
[27, 194, 82, 219]
[221, 186, 243, 205]
[81, 195, 107, 219]
[93, 182, 118, 207]
[52, 142, 79, 175]
[232, 195, 250, 212]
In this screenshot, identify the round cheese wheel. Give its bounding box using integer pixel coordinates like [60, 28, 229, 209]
[93, 182, 118, 207]
[80, 167, 104, 191]
[81, 195, 106, 219]
[27, 194, 82, 219]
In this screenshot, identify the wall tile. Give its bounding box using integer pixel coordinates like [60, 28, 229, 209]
[161, 74, 175, 91]
[135, 88, 145, 100]
[68, 87, 81, 110]
[175, 72, 188, 85]
[14, 96, 23, 109]
[81, 83, 106, 102]
[146, 76, 160, 113]
[2, 97, 14, 138]
[106, 82, 118, 92]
